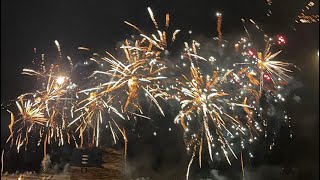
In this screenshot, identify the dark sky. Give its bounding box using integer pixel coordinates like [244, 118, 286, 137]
[1, 0, 319, 179]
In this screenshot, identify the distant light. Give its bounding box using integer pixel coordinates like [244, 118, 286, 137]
[248, 50, 254, 56]
[263, 73, 271, 80]
[276, 35, 286, 45]
[216, 12, 222, 17]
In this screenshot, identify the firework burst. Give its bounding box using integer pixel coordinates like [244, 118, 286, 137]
[4, 41, 78, 164]
[171, 41, 264, 179]
[2, 7, 298, 179]
[88, 40, 168, 117]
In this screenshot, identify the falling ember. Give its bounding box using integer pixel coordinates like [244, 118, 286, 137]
[241, 151, 245, 180]
[78, 47, 91, 51]
[54, 40, 62, 58]
[186, 148, 196, 180]
[147, 7, 158, 29]
[266, 0, 273, 16]
[1, 149, 4, 175]
[43, 135, 48, 166]
[123, 128, 128, 169]
[216, 12, 223, 46]
[235, 43, 240, 52]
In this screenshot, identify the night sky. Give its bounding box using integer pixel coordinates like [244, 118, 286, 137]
[1, 0, 319, 179]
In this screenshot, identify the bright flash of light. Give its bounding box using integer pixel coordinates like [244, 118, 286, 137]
[56, 76, 66, 85]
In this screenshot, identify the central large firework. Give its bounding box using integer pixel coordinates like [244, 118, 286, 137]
[174, 61, 240, 164]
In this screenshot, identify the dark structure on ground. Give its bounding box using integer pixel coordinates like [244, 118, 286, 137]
[70, 146, 123, 180]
